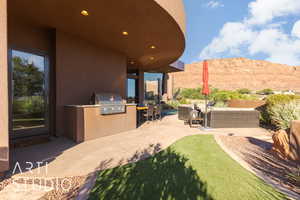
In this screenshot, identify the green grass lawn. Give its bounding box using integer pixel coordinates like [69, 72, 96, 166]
[89, 135, 287, 200]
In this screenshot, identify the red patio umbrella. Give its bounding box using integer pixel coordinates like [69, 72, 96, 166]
[202, 60, 210, 95]
[202, 60, 209, 128]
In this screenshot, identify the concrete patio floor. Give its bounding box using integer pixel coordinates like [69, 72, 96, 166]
[10, 114, 272, 178]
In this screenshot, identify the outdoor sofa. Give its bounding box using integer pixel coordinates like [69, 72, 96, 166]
[207, 107, 260, 128]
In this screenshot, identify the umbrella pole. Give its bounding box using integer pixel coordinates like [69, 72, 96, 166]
[204, 95, 208, 128]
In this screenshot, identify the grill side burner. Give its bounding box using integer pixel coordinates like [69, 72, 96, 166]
[93, 93, 126, 115]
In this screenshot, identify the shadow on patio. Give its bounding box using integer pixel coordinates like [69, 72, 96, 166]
[8, 137, 77, 176]
[88, 145, 213, 200]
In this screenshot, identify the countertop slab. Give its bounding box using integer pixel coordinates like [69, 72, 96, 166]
[65, 104, 137, 108]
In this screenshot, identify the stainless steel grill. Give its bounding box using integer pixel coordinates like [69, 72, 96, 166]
[92, 93, 126, 115]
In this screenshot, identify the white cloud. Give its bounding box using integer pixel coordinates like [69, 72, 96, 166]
[199, 0, 300, 65]
[206, 1, 224, 9]
[292, 20, 300, 38]
[266, 21, 287, 29]
[247, 0, 300, 25]
[248, 28, 300, 65]
[248, 29, 288, 55]
[200, 22, 256, 59]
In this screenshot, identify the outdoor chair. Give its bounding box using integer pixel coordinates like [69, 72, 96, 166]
[178, 106, 203, 127]
[154, 104, 162, 120]
[189, 105, 203, 128]
[144, 104, 155, 121]
[178, 106, 192, 121]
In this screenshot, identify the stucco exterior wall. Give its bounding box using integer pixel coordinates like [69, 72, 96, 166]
[0, 0, 9, 173]
[8, 20, 53, 53]
[55, 31, 127, 135]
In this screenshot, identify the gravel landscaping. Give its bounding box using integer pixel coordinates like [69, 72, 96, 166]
[39, 176, 87, 200]
[218, 135, 300, 195]
[0, 177, 13, 191]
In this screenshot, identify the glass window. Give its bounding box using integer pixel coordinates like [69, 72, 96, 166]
[127, 78, 137, 103]
[11, 50, 49, 136]
[144, 73, 163, 105]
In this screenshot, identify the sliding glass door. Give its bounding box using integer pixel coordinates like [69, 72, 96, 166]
[10, 50, 49, 138]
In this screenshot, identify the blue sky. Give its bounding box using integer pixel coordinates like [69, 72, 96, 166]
[180, 0, 300, 66]
[13, 50, 45, 71]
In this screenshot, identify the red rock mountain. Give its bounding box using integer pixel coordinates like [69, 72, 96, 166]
[170, 58, 300, 92]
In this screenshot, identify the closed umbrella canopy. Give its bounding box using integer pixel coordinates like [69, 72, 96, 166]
[202, 60, 210, 95]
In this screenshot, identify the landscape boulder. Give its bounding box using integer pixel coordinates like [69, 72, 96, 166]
[289, 120, 300, 162]
[272, 129, 291, 159]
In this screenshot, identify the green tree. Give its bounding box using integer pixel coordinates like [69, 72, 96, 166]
[12, 56, 44, 97]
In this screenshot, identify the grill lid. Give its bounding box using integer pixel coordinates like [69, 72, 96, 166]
[92, 93, 126, 115]
[95, 93, 124, 105]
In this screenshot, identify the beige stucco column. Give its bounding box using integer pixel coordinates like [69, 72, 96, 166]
[0, 0, 9, 174]
[167, 73, 174, 100]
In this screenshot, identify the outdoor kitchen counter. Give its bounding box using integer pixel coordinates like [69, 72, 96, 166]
[64, 104, 137, 143]
[65, 103, 137, 107]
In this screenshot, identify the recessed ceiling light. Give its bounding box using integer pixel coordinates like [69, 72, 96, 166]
[150, 45, 156, 49]
[122, 31, 129, 36]
[81, 10, 89, 16]
[150, 56, 155, 60]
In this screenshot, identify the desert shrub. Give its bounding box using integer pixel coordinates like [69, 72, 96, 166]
[173, 88, 181, 100]
[208, 88, 219, 99]
[266, 94, 300, 106]
[237, 88, 251, 94]
[213, 101, 228, 108]
[267, 101, 300, 129]
[179, 98, 190, 105]
[241, 95, 258, 100]
[210, 90, 256, 103]
[258, 104, 270, 125]
[178, 87, 220, 100]
[256, 88, 274, 95]
[176, 88, 259, 105]
[211, 91, 235, 102]
[179, 88, 204, 100]
[258, 94, 297, 128]
[165, 100, 180, 109]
